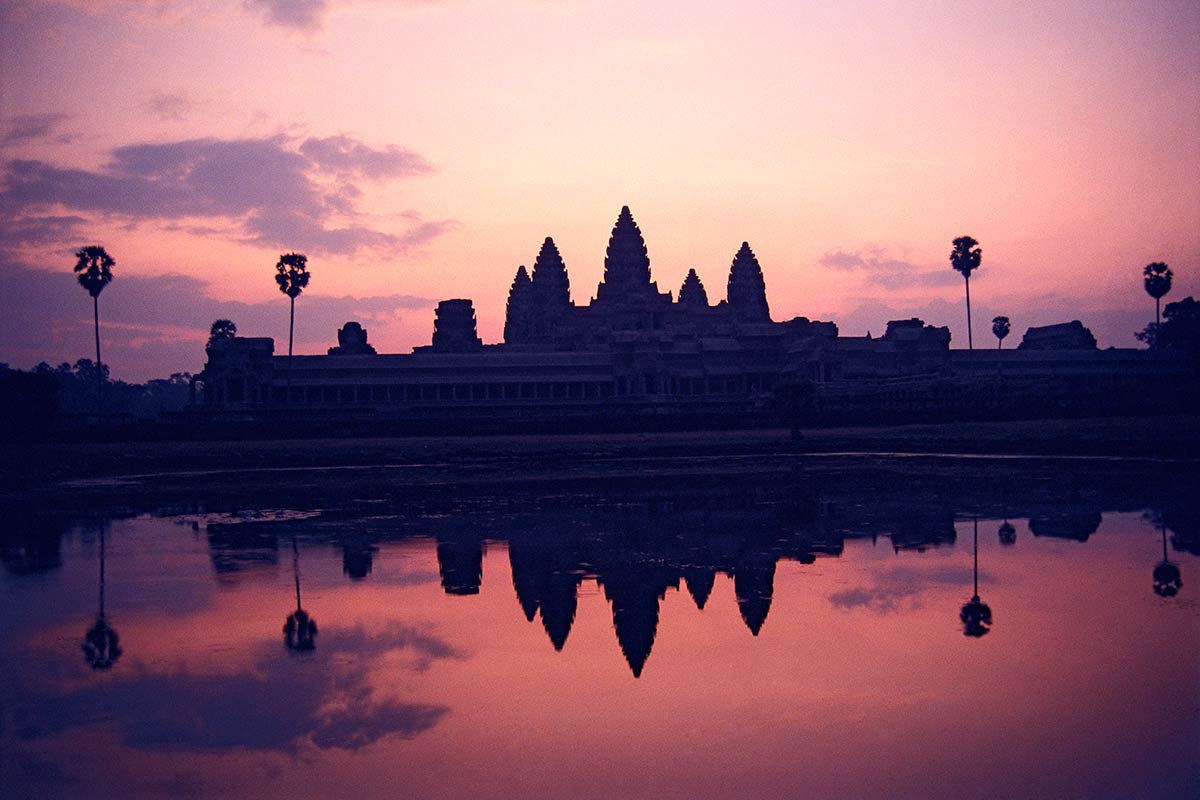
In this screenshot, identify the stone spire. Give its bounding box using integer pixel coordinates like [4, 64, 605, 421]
[677, 268, 709, 308]
[530, 237, 571, 313]
[595, 205, 656, 305]
[539, 572, 579, 652]
[602, 572, 661, 678]
[503, 264, 533, 344]
[727, 241, 771, 322]
[733, 553, 776, 636]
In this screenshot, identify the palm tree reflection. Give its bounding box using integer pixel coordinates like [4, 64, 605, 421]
[1152, 519, 1183, 598]
[998, 520, 1016, 546]
[283, 536, 318, 652]
[960, 518, 993, 638]
[81, 525, 122, 670]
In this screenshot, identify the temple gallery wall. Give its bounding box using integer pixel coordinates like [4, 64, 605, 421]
[198, 207, 1193, 426]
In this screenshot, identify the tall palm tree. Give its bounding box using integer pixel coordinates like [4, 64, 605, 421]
[81, 525, 122, 670]
[950, 237, 982, 350]
[992, 316, 1010, 350]
[74, 246, 115, 416]
[284, 536, 318, 652]
[274, 253, 311, 373]
[960, 518, 992, 637]
[1142, 262, 1173, 339]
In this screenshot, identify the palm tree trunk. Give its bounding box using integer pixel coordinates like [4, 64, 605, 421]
[99, 526, 106, 619]
[292, 536, 302, 612]
[964, 276, 973, 351]
[972, 517, 979, 597]
[93, 294, 104, 417]
[1156, 297, 1161, 331]
[997, 337, 1002, 351]
[287, 296, 295, 395]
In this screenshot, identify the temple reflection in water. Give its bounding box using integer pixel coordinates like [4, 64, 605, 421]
[3, 462, 1198, 800]
[10, 468, 1195, 680]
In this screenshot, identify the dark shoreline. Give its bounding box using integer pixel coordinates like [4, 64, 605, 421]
[4, 415, 1198, 510]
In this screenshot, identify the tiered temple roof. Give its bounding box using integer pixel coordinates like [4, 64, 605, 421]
[727, 242, 771, 323]
[594, 206, 662, 306]
[531, 237, 571, 312]
[500, 206, 785, 345]
[678, 268, 709, 308]
[503, 265, 533, 343]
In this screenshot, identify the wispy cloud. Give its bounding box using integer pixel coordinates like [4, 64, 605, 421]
[0, 134, 447, 256]
[242, 0, 450, 34]
[829, 564, 980, 614]
[819, 246, 963, 290]
[143, 92, 193, 122]
[13, 622, 459, 754]
[244, 0, 330, 33]
[0, 113, 74, 147]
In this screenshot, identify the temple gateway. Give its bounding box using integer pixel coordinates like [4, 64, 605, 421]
[197, 207, 1190, 429]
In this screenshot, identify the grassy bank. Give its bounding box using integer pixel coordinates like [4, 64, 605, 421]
[4, 415, 1197, 487]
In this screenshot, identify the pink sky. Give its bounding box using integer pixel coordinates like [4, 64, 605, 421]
[1, 0, 1197, 380]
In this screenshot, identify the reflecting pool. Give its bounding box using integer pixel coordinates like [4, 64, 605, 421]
[2, 457, 1198, 799]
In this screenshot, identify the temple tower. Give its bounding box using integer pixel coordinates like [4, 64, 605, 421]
[503, 265, 534, 343]
[677, 268, 709, 309]
[733, 553, 776, 636]
[431, 299, 483, 352]
[531, 237, 571, 313]
[727, 242, 771, 322]
[529, 237, 572, 341]
[595, 206, 660, 305]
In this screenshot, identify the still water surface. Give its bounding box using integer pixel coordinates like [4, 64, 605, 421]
[2, 459, 1198, 799]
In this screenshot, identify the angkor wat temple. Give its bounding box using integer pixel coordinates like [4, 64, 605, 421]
[197, 206, 1193, 429]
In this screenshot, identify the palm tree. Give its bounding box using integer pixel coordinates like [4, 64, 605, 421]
[81, 525, 122, 670]
[1142, 262, 1173, 340]
[950, 236, 982, 350]
[274, 253, 311, 372]
[960, 518, 992, 637]
[998, 520, 1016, 546]
[207, 318, 237, 347]
[992, 316, 1010, 350]
[73, 246, 115, 416]
[1152, 518, 1182, 598]
[283, 536, 318, 652]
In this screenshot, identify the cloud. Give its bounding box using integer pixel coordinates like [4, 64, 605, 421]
[299, 135, 433, 180]
[244, 0, 330, 32]
[242, 0, 450, 34]
[829, 564, 980, 614]
[1, 113, 74, 147]
[0, 265, 437, 380]
[13, 622, 459, 753]
[0, 134, 447, 256]
[143, 92, 192, 122]
[819, 246, 963, 290]
[0, 215, 89, 248]
[818, 250, 868, 270]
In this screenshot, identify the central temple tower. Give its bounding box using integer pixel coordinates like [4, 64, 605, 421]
[594, 206, 664, 306]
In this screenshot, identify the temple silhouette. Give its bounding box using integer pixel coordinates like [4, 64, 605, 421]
[193, 206, 1194, 429]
